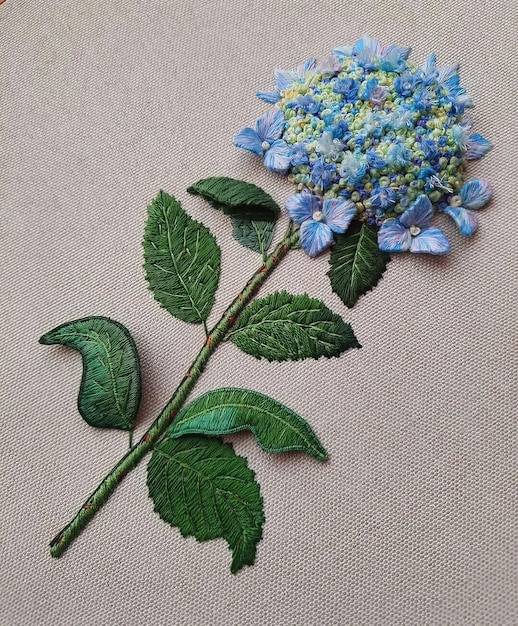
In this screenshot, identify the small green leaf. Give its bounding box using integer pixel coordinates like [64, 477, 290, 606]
[39, 316, 141, 430]
[147, 435, 264, 574]
[230, 217, 275, 256]
[169, 387, 328, 461]
[143, 190, 220, 324]
[327, 221, 390, 308]
[228, 291, 360, 361]
[187, 177, 280, 221]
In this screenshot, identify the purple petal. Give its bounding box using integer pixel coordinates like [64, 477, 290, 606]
[442, 205, 478, 237]
[284, 193, 319, 224]
[263, 139, 291, 172]
[233, 127, 262, 155]
[460, 178, 492, 210]
[299, 220, 333, 257]
[409, 227, 450, 254]
[322, 198, 357, 233]
[378, 218, 411, 252]
[399, 195, 433, 229]
[255, 108, 285, 143]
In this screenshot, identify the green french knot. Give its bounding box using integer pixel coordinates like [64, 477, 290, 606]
[39, 316, 141, 431]
[230, 217, 275, 256]
[147, 435, 264, 574]
[143, 190, 221, 325]
[328, 221, 390, 309]
[187, 177, 280, 221]
[227, 290, 360, 361]
[168, 387, 328, 461]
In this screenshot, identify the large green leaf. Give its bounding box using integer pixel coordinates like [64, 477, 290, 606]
[147, 435, 264, 574]
[39, 316, 141, 430]
[227, 291, 360, 361]
[168, 387, 328, 461]
[230, 217, 275, 256]
[187, 177, 280, 220]
[327, 221, 390, 308]
[143, 190, 220, 324]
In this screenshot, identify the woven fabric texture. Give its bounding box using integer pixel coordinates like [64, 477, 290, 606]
[1, 1, 516, 624]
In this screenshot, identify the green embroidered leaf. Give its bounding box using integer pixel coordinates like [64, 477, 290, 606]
[39, 316, 141, 431]
[327, 221, 390, 308]
[143, 190, 220, 324]
[187, 177, 280, 221]
[230, 217, 275, 256]
[169, 387, 328, 461]
[147, 435, 264, 574]
[228, 291, 360, 361]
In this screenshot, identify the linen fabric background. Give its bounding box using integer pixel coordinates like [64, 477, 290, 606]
[1, 1, 516, 624]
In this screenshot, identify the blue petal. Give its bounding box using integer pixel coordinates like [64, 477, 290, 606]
[378, 219, 411, 252]
[460, 179, 492, 210]
[263, 139, 291, 172]
[255, 108, 285, 143]
[442, 205, 478, 237]
[299, 220, 333, 257]
[399, 195, 433, 229]
[233, 127, 262, 155]
[274, 69, 298, 91]
[466, 133, 492, 159]
[332, 45, 353, 60]
[420, 52, 437, 80]
[322, 198, 357, 233]
[256, 90, 281, 104]
[352, 35, 382, 68]
[437, 64, 459, 88]
[298, 57, 316, 74]
[409, 227, 450, 254]
[284, 193, 319, 224]
[379, 44, 411, 71]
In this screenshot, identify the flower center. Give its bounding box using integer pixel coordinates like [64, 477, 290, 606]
[450, 195, 462, 207]
[312, 210, 324, 222]
[409, 225, 421, 236]
[261, 141, 271, 151]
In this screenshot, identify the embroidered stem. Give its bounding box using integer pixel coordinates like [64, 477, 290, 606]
[49, 227, 300, 558]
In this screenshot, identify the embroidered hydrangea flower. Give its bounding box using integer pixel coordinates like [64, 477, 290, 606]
[233, 109, 291, 172]
[235, 35, 492, 257]
[285, 192, 356, 256]
[440, 178, 492, 236]
[378, 195, 450, 254]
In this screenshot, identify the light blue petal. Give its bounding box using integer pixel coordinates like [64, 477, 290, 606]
[421, 52, 437, 78]
[332, 45, 353, 60]
[378, 219, 411, 252]
[409, 227, 450, 254]
[437, 64, 459, 88]
[233, 127, 262, 155]
[299, 220, 334, 257]
[399, 195, 433, 229]
[442, 205, 478, 237]
[274, 69, 298, 91]
[352, 35, 382, 67]
[298, 57, 316, 74]
[255, 108, 285, 143]
[460, 178, 492, 210]
[263, 139, 291, 172]
[466, 133, 492, 159]
[379, 44, 411, 70]
[256, 90, 281, 104]
[284, 193, 319, 224]
[322, 198, 357, 233]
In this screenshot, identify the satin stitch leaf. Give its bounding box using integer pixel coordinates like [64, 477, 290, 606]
[328, 222, 390, 308]
[39, 316, 141, 431]
[143, 190, 220, 324]
[230, 218, 275, 257]
[227, 291, 360, 361]
[147, 435, 264, 574]
[168, 387, 328, 460]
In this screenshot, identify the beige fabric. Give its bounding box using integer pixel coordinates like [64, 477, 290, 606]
[1, 1, 517, 624]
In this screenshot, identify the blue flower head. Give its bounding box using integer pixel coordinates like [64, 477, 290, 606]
[233, 109, 291, 172]
[378, 195, 449, 254]
[285, 193, 357, 257]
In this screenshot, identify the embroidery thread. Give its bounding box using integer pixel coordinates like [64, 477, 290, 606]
[41, 35, 492, 573]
